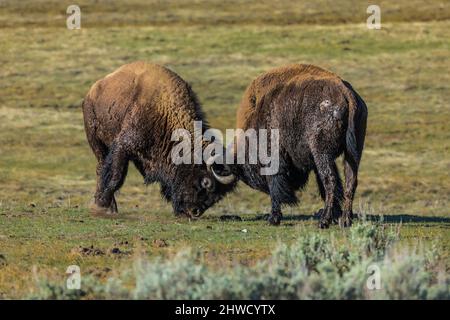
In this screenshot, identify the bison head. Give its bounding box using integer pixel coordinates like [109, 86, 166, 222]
[166, 157, 236, 218]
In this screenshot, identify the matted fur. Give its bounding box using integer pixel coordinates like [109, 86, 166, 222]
[83, 61, 235, 217]
[235, 64, 368, 228]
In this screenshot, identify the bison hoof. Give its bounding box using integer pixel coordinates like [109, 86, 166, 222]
[318, 218, 331, 229]
[338, 216, 352, 228]
[90, 203, 118, 216]
[267, 214, 282, 226]
[316, 208, 340, 226]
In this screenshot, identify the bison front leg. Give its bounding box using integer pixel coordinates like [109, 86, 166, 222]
[267, 174, 297, 226]
[313, 154, 343, 229]
[93, 143, 129, 215]
[267, 200, 282, 226]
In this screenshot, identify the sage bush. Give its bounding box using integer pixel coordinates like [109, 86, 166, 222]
[31, 221, 449, 300]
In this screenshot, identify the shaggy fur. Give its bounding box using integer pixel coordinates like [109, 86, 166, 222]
[82, 61, 235, 217]
[235, 64, 368, 228]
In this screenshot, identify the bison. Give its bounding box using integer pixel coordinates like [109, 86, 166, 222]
[82, 61, 236, 218]
[233, 64, 367, 228]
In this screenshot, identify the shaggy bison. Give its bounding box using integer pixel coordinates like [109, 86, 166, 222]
[234, 64, 367, 228]
[82, 61, 236, 217]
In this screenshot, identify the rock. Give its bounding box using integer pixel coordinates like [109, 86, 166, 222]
[110, 247, 121, 254]
[70, 245, 104, 256]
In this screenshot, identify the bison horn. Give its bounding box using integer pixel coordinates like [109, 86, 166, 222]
[206, 154, 236, 185]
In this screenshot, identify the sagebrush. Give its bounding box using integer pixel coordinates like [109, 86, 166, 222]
[31, 221, 449, 300]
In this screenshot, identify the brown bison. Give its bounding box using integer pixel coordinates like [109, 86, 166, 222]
[82, 61, 236, 217]
[234, 64, 367, 228]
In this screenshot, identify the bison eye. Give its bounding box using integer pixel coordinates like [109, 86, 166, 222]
[200, 177, 213, 190]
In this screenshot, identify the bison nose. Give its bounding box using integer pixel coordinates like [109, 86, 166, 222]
[333, 109, 344, 120]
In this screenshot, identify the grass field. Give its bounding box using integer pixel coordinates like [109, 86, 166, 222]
[0, 0, 449, 298]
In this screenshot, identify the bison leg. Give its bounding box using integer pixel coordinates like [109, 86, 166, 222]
[95, 142, 129, 214]
[313, 167, 326, 220]
[313, 154, 343, 229]
[91, 161, 120, 215]
[314, 167, 326, 201]
[268, 201, 282, 226]
[85, 135, 119, 215]
[267, 174, 297, 226]
[314, 164, 342, 224]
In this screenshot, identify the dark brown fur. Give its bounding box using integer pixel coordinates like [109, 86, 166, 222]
[235, 64, 367, 228]
[82, 61, 235, 217]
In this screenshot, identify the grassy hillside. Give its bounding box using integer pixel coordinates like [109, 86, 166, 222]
[0, 0, 449, 298]
[1, 0, 449, 28]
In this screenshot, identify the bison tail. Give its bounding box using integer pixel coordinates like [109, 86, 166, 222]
[345, 94, 359, 165]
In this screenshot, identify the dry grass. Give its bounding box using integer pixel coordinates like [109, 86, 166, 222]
[1, 0, 449, 28]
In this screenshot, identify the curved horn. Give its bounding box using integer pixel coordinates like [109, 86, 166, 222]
[207, 154, 236, 185]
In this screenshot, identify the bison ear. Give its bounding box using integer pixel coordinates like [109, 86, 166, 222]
[206, 155, 236, 185]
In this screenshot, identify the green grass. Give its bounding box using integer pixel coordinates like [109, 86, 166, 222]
[0, 0, 449, 298]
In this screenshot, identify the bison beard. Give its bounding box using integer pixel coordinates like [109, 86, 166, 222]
[234, 64, 368, 228]
[82, 61, 236, 218]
